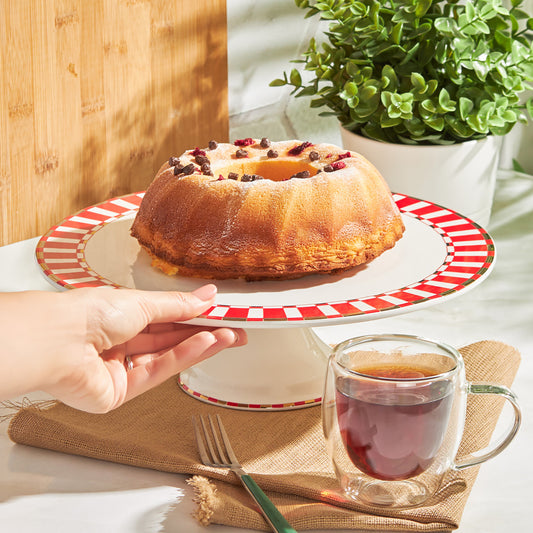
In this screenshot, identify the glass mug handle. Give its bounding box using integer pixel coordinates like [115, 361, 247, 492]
[454, 383, 521, 470]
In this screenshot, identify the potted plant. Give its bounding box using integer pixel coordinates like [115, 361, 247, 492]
[271, 0, 533, 225]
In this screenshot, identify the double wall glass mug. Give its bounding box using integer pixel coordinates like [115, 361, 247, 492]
[322, 334, 521, 508]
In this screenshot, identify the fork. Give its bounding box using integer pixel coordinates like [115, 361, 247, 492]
[193, 414, 297, 533]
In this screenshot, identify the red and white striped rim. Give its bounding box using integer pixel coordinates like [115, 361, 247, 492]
[177, 379, 322, 411]
[36, 192, 495, 323]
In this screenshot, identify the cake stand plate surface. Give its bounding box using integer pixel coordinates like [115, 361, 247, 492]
[36, 192, 495, 409]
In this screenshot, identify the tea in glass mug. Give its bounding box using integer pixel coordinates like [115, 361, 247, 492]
[322, 334, 521, 508]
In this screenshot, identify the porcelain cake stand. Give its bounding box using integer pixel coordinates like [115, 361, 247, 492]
[36, 193, 495, 410]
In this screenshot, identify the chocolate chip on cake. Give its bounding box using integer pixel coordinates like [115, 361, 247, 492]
[173, 165, 184, 175]
[201, 163, 213, 175]
[242, 174, 264, 182]
[180, 163, 195, 175]
[235, 149, 248, 158]
[228, 172, 239, 180]
[169, 156, 180, 167]
[260, 137, 271, 148]
[195, 155, 210, 165]
[291, 170, 311, 179]
[309, 151, 320, 162]
[267, 149, 278, 158]
[208, 140, 218, 150]
[323, 164, 334, 173]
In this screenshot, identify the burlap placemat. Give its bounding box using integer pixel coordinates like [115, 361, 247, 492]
[7, 340, 520, 531]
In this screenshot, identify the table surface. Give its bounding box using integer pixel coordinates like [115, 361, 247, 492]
[0, 170, 531, 532]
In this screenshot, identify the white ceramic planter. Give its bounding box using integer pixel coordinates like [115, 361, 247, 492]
[340, 127, 503, 228]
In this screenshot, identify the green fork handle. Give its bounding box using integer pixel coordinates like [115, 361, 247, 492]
[240, 474, 297, 533]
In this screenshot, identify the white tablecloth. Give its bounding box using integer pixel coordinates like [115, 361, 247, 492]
[0, 170, 531, 532]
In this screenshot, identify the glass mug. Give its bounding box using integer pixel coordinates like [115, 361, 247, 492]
[322, 334, 521, 508]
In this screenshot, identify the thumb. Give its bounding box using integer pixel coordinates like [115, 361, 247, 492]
[135, 284, 218, 324]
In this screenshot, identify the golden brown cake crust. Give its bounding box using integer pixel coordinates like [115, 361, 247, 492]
[130, 139, 405, 281]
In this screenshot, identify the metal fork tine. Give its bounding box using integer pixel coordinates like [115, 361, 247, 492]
[200, 415, 220, 464]
[207, 414, 230, 464]
[192, 416, 211, 465]
[215, 414, 240, 465]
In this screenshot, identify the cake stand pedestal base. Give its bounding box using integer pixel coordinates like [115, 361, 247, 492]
[178, 327, 332, 410]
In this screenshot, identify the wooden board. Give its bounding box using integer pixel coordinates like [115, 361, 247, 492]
[0, 0, 228, 246]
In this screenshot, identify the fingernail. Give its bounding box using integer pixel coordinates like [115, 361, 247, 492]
[231, 330, 239, 345]
[192, 284, 217, 301]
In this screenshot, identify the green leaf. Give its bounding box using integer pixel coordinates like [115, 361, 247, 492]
[465, 1, 476, 23]
[381, 91, 393, 107]
[399, 42, 420, 65]
[415, 0, 432, 18]
[381, 116, 403, 127]
[467, 113, 489, 133]
[381, 65, 399, 90]
[459, 97, 474, 120]
[435, 17, 459, 37]
[495, 30, 513, 52]
[527, 98, 533, 119]
[473, 60, 490, 81]
[411, 72, 426, 94]
[269, 78, 287, 87]
[473, 20, 491, 34]
[421, 99, 437, 113]
[424, 115, 445, 131]
[512, 159, 526, 173]
[391, 22, 403, 44]
[289, 68, 303, 87]
[343, 81, 358, 97]
[435, 40, 448, 63]
[438, 88, 456, 111]
[426, 80, 438, 95]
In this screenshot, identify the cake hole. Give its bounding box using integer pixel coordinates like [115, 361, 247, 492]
[219, 160, 317, 181]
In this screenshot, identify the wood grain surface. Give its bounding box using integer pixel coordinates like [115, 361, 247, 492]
[0, 0, 228, 245]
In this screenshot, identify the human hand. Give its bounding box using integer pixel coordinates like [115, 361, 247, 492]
[0, 285, 246, 413]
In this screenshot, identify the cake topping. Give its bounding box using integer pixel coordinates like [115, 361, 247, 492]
[331, 161, 347, 170]
[208, 140, 218, 150]
[201, 163, 213, 175]
[173, 165, 183, 175]
[288, 141, 313, 156]
[323, 161, 346, 172]
[217, 174, 225, 180]
[190, 147, 206, 157]
[267, 149, 279, 158]
[337, 152, 351, 160]
[242, 174, 263, 182]
[235, 149, 248, 158]
[179, 163, 195, 176]
[309, 151, 320, 161]
[234, 138, 254, 147]
[195, 154, 210, 165]
[169, 156, 180, 167]
[260, 137, 271, 148]
[228, 172, 239, 180]
[291, 170, 311, 179]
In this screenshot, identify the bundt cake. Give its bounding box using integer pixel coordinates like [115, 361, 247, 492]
[130, 138, 405, 281]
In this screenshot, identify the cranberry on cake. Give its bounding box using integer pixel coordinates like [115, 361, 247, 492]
[130, 138, 405, 281]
